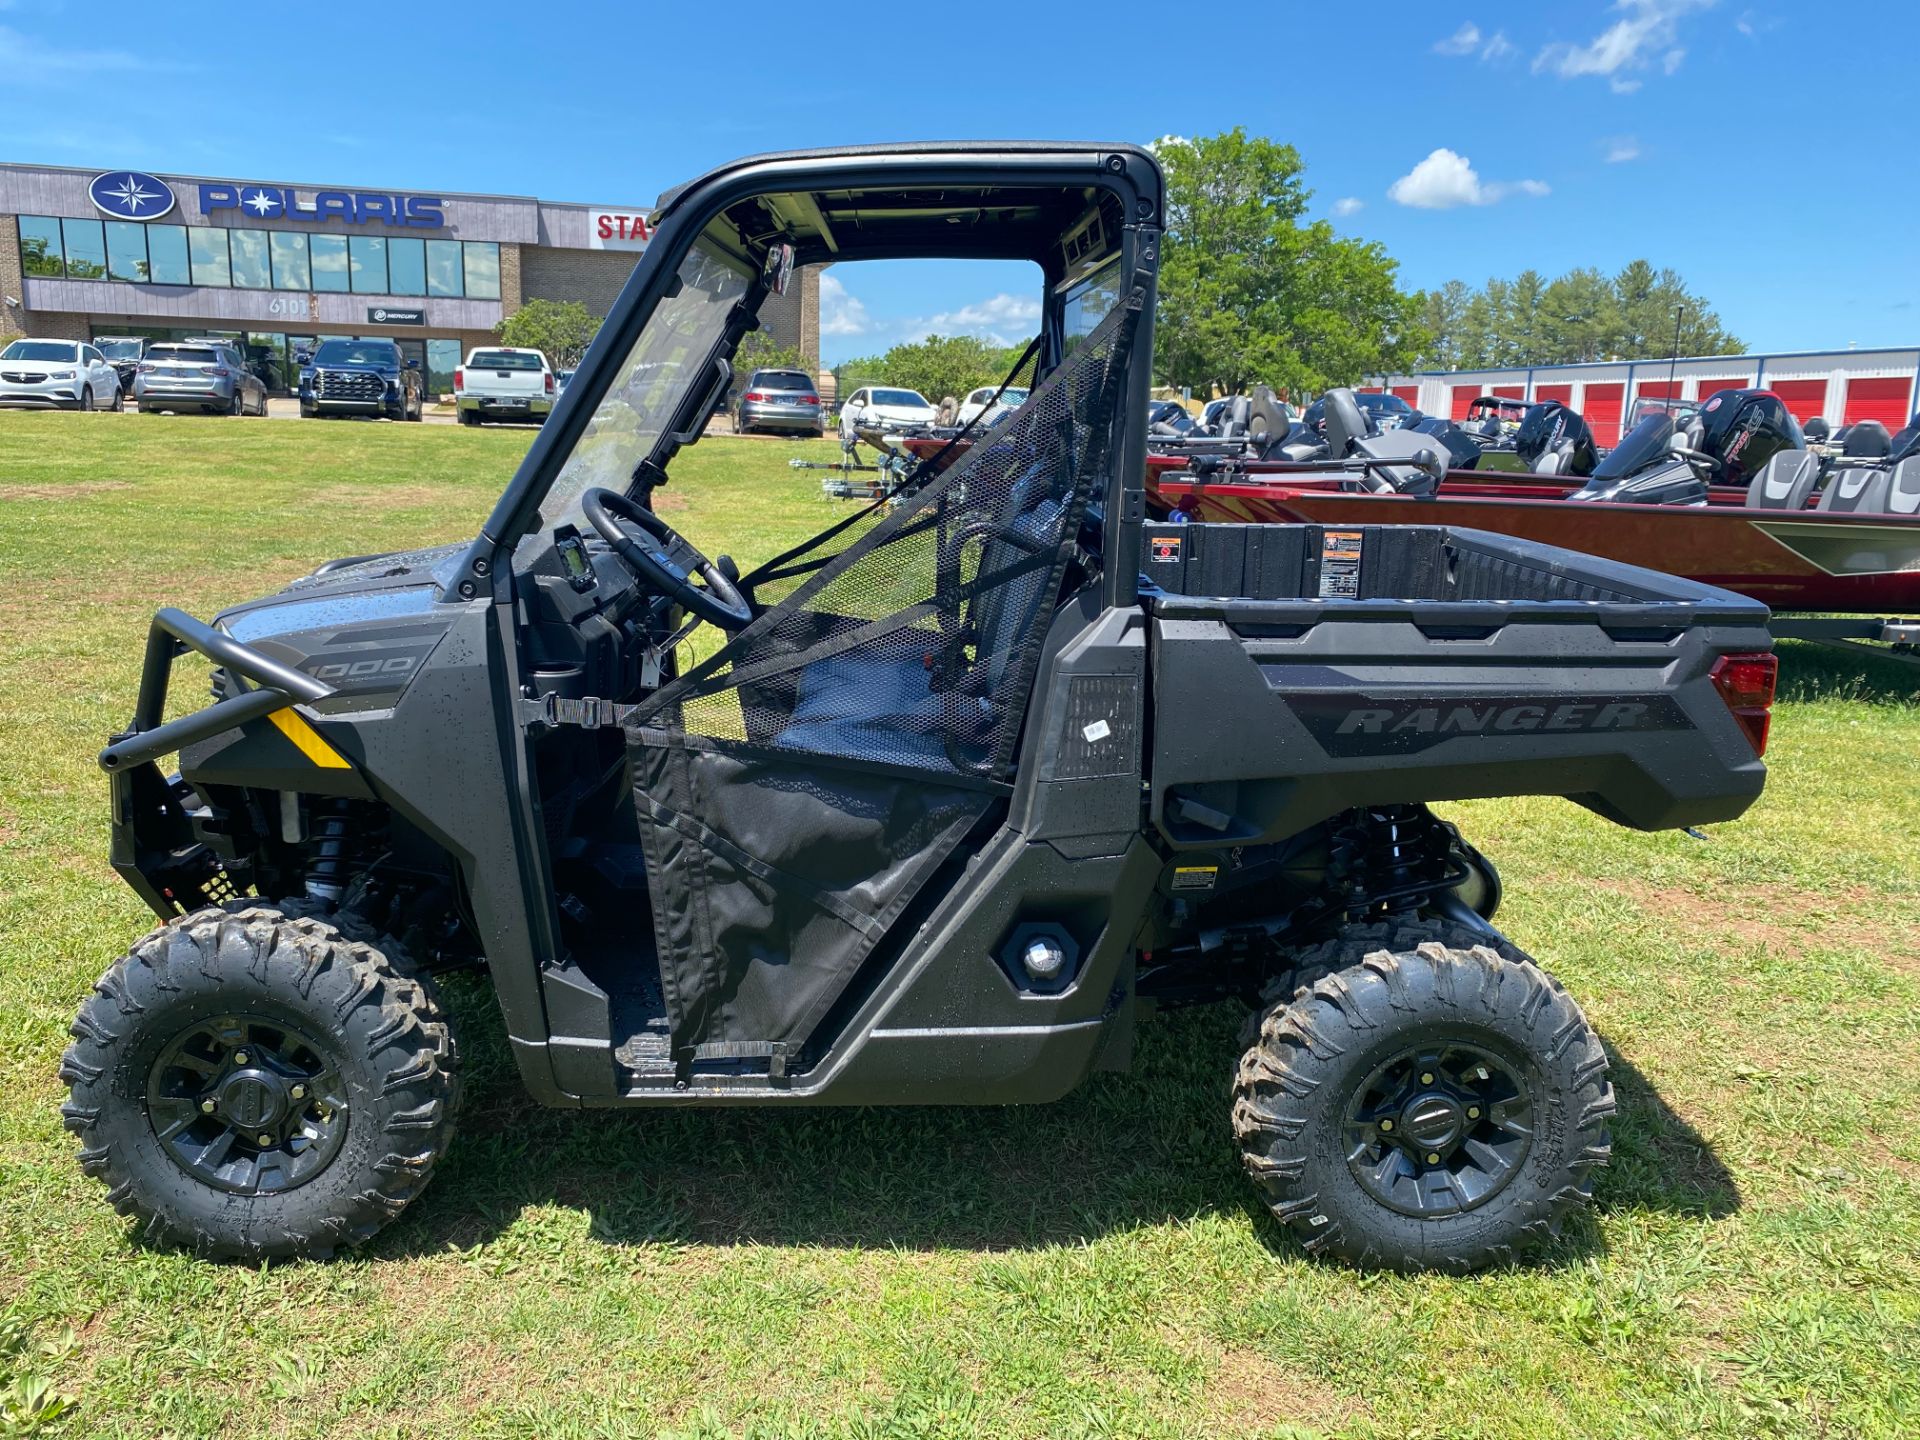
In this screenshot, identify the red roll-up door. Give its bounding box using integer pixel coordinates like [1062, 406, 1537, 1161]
[1535, 383, 1573, 407]
[1842, 375, 1914, 429]
[1585, 382, 1625, 445]
[1357, 386, 1383, 393]
[1491, 384, 1524, 399]
[1391, 385, 1419, 407]
[1768, 379, 1827, 423]
[1450, 386, 1480, 420]
[1693, 377, 1747, 400]
[1636, 379, 1681, 401]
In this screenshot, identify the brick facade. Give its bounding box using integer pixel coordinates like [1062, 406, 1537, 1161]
[0, 220, 22, 344]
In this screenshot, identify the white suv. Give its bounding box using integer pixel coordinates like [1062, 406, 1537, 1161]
[0, 338, 123, 411]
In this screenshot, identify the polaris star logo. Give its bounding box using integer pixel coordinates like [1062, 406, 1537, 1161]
[1290, 692, 1692, 757]
[89, 171, 176, 221]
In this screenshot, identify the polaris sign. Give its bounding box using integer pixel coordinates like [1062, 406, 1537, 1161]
[198, 182, 446, 229]
[89, 172, 177, 220]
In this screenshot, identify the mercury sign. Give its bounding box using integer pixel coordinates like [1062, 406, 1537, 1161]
[588, 209, 653, 251]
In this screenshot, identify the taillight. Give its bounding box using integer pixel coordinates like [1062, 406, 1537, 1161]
[802, 394, 818, 404]
[453, 368, 463, 391]
[744, 391, 766, 402]
[545, 372, 555, 393]
[1710, 651, 1777, 756]
[213, 367, 230, 377]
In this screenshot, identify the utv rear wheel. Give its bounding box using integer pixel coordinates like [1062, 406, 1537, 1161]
[60, 900, 458, 1261]
[1233, 933, 1612, 1273]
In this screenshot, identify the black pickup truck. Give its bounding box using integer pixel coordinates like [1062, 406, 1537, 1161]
[67, 142, 1774, 1274]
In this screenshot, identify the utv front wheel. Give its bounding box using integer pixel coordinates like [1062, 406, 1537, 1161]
[60, 901, 458, 1261]
[1233, 935, 1612, 1272]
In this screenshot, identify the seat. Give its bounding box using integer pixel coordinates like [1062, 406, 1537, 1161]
[1884, 457, 1920, 516]
[1816, 465, 1892, 513]
[1745, 449, 1819, 510]
[1216, 395, 1252, 440]
[1349, 429, 1445, 495]
[1533, 445, 1569, 477]
[1321, 387, 1368, 458]
[1842, 420, 1891, 459]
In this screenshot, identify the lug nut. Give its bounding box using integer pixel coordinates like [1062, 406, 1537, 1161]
[233, 1051, 249, 1065]
[1378, 1119, 1394, 1132]
[1427, 1152, 1441, 1165]
[257, 1133, 273, 1146]
[1467, 1106, 1481, 1120]
[200, 1099, 216, 1114]
[290, 1085, 306, 1100]
[1421, 1072, 1434, 1085]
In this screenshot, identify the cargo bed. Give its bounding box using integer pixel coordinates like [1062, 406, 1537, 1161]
[1141, 523, 1774, 842]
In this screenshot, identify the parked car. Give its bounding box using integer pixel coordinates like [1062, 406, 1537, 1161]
[555, 369, 575, 397]
[1356, 390, 1416, 431]
[94, 336, 149, 396]
[955, 384, 1030, 428]
[735, 368, 823, 436]
[0, 338, 123, 410]
[839, 385, 938, 432]
[300, 338, 425, 421]
[135, 342, 267, 416]
[454, 346, 553, 426]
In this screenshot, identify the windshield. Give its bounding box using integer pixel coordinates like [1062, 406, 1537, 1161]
[1592, 412, 1677, 479]
[96, 338, 143, 359]
[150, 347, 219, 363]
[535, 234, 752, 542]
[470, 350, 544, 371]
[1358, 393, 1410, 413]
[872, 389, 930, 408]
[314, 340, 397, 366]
[754, 371, 813, 391]
[990, 387, 1030, 406]
[2, 341, 79, 362]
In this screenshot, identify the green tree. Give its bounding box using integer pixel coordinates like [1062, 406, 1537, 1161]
[1155, 129, 1426, 396]
[494, 299, 601, 369]
[1537, 267, 1617, 364]
[834, 334, 1034, 408]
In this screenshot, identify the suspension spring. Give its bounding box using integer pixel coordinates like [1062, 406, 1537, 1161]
[1326, 805, 1466, 921]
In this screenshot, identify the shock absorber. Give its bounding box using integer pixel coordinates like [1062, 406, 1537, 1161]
[303, 799, 358, 902]
[1326, 805, 1464, 921]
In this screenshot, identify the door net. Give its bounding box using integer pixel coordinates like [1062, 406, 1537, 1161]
[628, 286, 1141, 784]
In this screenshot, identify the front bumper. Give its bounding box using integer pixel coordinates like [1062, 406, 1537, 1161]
[0, 378, 84, 408]
[456, 394, 552, 418]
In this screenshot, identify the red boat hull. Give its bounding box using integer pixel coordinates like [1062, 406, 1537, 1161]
[1153, 471, 1920, 613]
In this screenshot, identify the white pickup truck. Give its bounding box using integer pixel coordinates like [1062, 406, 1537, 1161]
[455, 346, 555, 426]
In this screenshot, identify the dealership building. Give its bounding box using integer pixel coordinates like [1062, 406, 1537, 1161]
[0, 162, 819, 396]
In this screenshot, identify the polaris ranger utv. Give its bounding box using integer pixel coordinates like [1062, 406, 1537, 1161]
[65, 144, 1777, 1272]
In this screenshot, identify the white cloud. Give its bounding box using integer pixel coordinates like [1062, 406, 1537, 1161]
[818, 272, 870, 337]
[1604, 135, 1642, 163]
[0, 23, 180, 77]
[1533, 0, 1715, 92]
[1387, 149, 1549, 209]
[1331, 197, 1365, 217]
[1435, 21, 1516, 61]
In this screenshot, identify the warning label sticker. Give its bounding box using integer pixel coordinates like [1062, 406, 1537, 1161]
[1171, 864, 1219, 891]
[1318, 529, 1364, 599]
[1149, 533, 1182, 563]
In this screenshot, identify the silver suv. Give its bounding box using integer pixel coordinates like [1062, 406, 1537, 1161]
[134, 342, 269, 416]
[735, 368, 823, 436]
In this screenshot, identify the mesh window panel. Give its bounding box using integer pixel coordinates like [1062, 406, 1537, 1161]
[631, 290, 1139, 784]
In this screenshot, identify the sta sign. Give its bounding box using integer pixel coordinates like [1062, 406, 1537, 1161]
[588, 208, 653, 252]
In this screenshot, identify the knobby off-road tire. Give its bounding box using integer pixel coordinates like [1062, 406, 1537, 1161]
[60, 899, 459, 1261]
[1233, 930, 1612, 1273]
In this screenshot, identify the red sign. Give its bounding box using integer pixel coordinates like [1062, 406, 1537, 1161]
[588, 209, 652, 251]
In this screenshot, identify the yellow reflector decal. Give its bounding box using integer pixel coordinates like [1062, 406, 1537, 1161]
[267, 708, 350, 769]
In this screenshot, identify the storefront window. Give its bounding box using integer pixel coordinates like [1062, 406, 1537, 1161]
[270, 232, 310, 290]
[229, 229, 270, 288]
[105, 222, 149, 282]
[18, 217, 65, 276]
[426, 337, 462, 396]
[349, 236, 388, 293]
[188, 229, 231, 287]
[463, 242, 501, 300]
[62, 219, 107, 279]
[426, 240, 463, 298]
[387, 237, 427, 296]
[310, 235, 349, 293]
[147, 225, 190, 285]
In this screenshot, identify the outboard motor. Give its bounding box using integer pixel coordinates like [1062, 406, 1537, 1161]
[1889, 411, 1920, 463]
[1514, 401, 1597, 478]
[1567, 388, 1799, 505]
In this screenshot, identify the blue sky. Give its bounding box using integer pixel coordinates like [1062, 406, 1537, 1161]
[4, 1, 1915, 365]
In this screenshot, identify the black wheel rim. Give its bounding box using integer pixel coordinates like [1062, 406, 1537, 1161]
[146, 1015, 350, 1195]
[1342, 1036, 1534, 1218]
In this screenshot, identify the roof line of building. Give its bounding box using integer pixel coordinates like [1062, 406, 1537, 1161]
[1382, 344, 1919, 379]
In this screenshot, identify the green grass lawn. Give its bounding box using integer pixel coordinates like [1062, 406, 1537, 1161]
[1, 411, 1917, 1439]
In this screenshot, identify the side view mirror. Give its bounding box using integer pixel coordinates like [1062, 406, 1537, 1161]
[406, 359, 420, 368]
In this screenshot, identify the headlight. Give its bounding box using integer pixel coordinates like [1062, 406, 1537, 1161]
[48, 370, 76, 380]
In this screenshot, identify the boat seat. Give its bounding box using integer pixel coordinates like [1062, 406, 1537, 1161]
[1745, 449, 1819, 510]
[1842, 420, 1891, 459]
[1886, 457, 1920, 516]
[1322, 387, 1368, 458]
[1816, 465, 1891, 513]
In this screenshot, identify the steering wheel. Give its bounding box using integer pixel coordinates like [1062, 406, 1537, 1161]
[579, 486, 753, 631]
